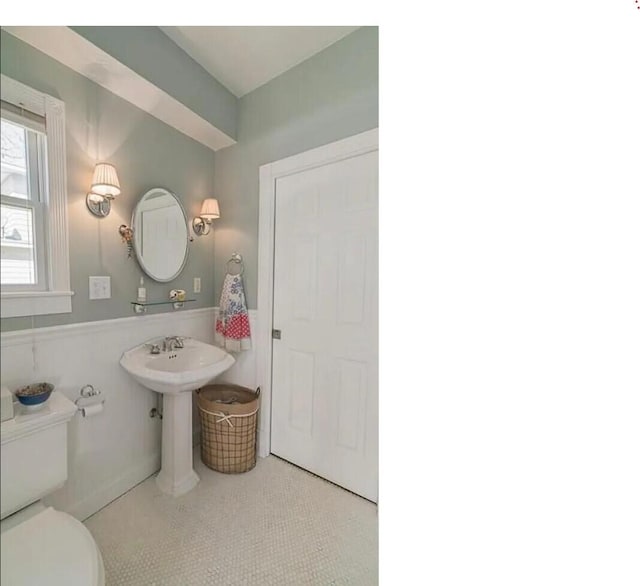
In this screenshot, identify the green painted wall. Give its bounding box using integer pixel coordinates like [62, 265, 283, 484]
[1, 30, 218, 332]
[1, 26, 378, 330]
[212, 27, 379, 308]
[71, 26, 237, 140]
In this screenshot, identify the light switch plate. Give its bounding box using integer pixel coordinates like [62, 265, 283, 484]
[193, 277, 201, 294]
[89, 276, 111, 300]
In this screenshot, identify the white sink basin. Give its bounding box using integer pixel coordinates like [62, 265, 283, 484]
[119, 337, 235, 497]
[120, 338, 235, 394]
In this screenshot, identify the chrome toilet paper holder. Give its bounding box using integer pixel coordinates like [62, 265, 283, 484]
[75, 384, 105, 410]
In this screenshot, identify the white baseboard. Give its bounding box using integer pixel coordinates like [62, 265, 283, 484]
[64, 453, 160, 522]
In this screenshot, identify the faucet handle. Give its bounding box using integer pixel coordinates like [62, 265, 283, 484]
[145, 343, 161, 355]
[174, 336, 185, 348]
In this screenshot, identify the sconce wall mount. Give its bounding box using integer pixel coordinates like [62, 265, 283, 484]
[86, 192, 111, 217]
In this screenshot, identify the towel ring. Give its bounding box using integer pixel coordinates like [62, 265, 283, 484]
[226, 253, 244, 276]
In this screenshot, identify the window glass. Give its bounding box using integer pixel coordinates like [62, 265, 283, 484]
[1, 117, 44, 287]
[0, 204, 36, 284]
[0, 119, 29, 200]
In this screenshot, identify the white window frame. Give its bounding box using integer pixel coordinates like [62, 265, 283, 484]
[1, 74, 73, 318]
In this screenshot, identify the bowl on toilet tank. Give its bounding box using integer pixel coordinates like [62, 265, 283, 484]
[15, 382, 54, 408]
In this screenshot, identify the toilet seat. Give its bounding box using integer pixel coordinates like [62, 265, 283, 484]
[0, 506, 105, 585]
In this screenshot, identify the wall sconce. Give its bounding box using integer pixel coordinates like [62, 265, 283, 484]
[86, 163, 121, 217]
[192, 198, 220, 236]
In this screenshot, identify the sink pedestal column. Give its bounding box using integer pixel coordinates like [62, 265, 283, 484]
[156, 392, 200, 496]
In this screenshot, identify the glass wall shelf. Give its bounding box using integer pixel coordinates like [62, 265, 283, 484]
[131, 299, 196, 314]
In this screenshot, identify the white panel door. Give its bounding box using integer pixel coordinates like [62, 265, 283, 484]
[271, 150, 378, 502]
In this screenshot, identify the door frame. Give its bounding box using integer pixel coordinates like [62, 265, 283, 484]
[256, 127, 379, 458]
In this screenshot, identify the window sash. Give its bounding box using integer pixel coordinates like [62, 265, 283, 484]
[0, 100, 46, 134]
[1, 117, 48, 290]
[0, 196, 47, 291]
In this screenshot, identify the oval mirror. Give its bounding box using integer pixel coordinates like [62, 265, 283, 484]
[132, 187, 189, 282]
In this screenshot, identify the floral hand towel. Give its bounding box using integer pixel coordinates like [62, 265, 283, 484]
[215, 273, 251, 351]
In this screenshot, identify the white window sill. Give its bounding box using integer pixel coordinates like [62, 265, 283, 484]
[1, 291, 74, 318]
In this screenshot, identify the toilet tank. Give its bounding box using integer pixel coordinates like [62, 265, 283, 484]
[0, 392, 77, 520]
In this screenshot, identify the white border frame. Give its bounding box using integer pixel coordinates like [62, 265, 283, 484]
[256, 128, 379, 458]
[1, 74, 73, 318]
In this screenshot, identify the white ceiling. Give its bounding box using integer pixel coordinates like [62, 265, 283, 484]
[160, 26, 360, 98]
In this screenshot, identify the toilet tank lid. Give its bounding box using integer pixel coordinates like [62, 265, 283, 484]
[0, 507, 102, 585]
[1, 392, 76, 445]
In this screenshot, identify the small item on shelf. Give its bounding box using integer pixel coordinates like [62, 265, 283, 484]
[137, 277, 146, 303]
[169, 289, 186, 302]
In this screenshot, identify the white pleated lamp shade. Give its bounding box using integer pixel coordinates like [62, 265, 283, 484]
[90, 163, 121, 198]
[200, 198, 220, 220]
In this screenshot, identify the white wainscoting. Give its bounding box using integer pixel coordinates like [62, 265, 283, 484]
[0, 307, 259, 521]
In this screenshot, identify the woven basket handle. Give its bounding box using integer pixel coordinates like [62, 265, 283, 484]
[255, 386, 261, 398]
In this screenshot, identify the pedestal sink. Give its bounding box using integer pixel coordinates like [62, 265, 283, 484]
[120, 338, 235, 496]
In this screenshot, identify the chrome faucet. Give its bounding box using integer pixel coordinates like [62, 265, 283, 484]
[162, 336, 185, 352]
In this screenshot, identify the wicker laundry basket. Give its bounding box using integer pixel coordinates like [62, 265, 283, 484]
[196, 384, 260, 474]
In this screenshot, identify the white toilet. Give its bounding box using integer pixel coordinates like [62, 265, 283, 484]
[0, 391, 105, 585]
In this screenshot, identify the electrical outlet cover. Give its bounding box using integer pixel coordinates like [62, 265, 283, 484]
[89, 276, 111, 300]
[194, 277, 201, 293]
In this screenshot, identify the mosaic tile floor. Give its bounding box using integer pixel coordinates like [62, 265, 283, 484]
[85, 451, 378, 585]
